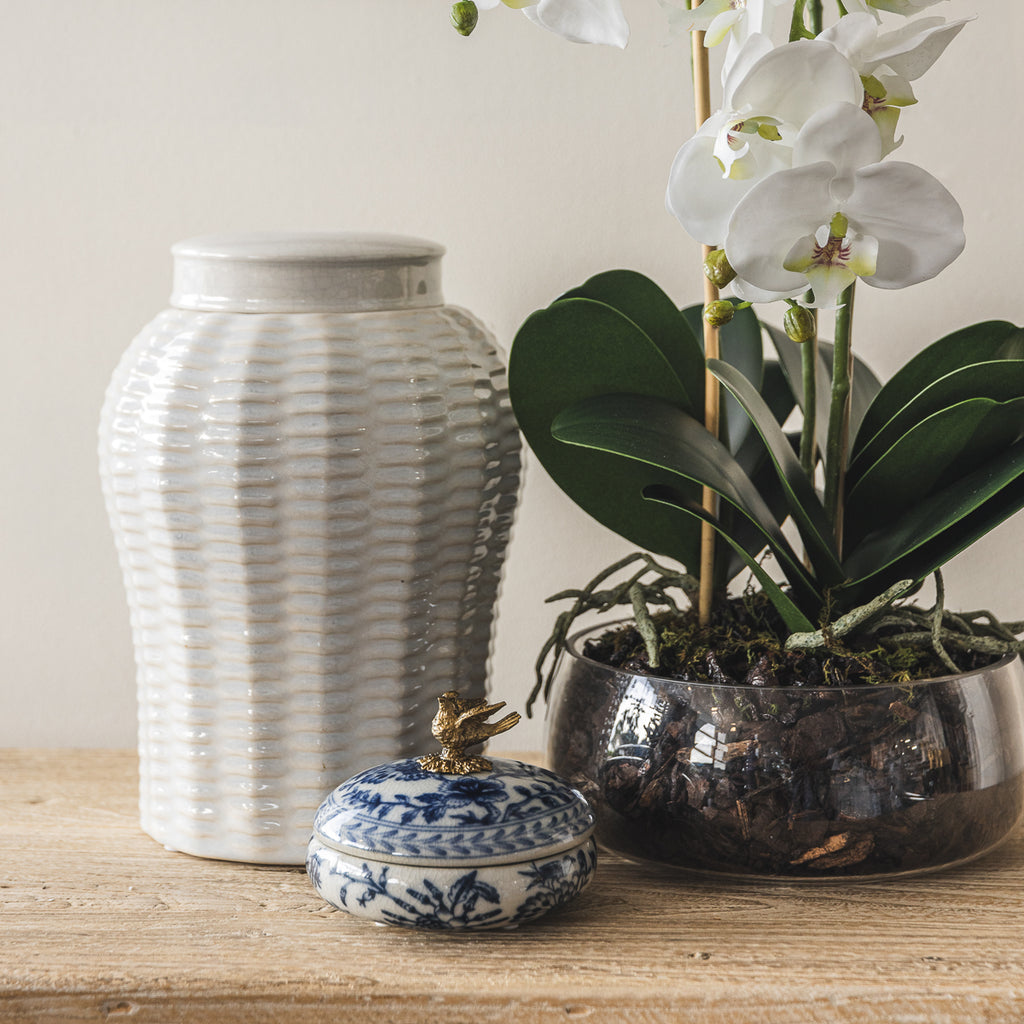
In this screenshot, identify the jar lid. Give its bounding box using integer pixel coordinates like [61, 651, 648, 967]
[170, 232, 445, 313]
[312, 757, 596, 867]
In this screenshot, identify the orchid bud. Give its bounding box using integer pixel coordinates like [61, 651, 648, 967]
[784, 305, 816, 344]
[451, 1, 479, 35]
[703, 249, 736, 288]
[703, 300, 735, 328]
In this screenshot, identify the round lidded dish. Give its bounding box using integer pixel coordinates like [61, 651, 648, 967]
[306, 692, 596, 929]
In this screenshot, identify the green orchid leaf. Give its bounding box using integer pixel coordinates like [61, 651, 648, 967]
[880, 475, 1024, 601]
[509, 297, 704, 571]
[708, 359, 844, 584]
[549, 391, 820, 608]
[854, 320, 1024, 455]
[730, 359, 796, 476]
[843, 438, 1024, 591]
[560, 270, 706, 414]
[760, 360, 800, 430]
[644, 484, 817, 633]
[715, 361, 797, 581]
[849, 359, 1024, 482]
[682, 302, 764, 456]
[765, 323, 883, 460]
[844, 396, 1024, 550]
[717, 437, 795, 585]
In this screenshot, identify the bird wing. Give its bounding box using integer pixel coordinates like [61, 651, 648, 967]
[455, 700, 507, 726]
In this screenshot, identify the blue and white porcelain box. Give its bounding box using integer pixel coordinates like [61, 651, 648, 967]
[307, 755, 597, 929]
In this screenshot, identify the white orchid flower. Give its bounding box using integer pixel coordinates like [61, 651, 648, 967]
[660, 0, 787, 76]
[666, 37, 862, 246]
[821, 13, 968, 153]
[476, 0, 628, 46]
[724, 102, 965, 308]
[664, 0, 784, 48]
[842, 0, 949, 20]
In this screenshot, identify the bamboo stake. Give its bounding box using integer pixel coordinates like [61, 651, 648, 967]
[690, 12, 719, 626]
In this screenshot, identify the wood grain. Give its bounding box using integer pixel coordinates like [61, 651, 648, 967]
[3, 749, 1024, 1023]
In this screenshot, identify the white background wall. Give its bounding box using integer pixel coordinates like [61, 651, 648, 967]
[3, 0, 1020, 752]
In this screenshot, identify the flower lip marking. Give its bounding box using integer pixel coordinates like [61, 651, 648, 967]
[809, 231, 853, 270]
[783, 214, 879, 309]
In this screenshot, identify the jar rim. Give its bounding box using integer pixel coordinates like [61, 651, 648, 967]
[170, 231, 446, 313]
[172, 231, 445, 265]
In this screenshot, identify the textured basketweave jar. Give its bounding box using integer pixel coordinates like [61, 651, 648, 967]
[98, 233, 521, 864]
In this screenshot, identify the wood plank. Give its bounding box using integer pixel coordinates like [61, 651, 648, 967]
[3, 749, 1024, 1023]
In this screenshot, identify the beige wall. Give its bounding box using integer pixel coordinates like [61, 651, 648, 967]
[3, 0, 1019, 752]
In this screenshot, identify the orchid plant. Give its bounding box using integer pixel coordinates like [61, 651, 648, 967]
[452, 0, 1024, 699]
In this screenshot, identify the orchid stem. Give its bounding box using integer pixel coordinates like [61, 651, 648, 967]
[690, 7, 720, 627]
[789, 0, 808, 40]
[824, 282, 856, 558]
[799, 301, 818, 479]
[790, 0, 823, 40]
[808, 0, 823, 34]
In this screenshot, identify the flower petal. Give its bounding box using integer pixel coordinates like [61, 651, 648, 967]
[819, 13, 880, 68]
[869, 103, 904, 156]
[870, 0, 949, 16]
[872, 17, 969, 80]
[800, 262, 859, 310]
[730, 40, 862, 128]
[684, 0, 732, 33]
[824, 13, 969, 80]
[793, 102, 882, 199]
[705, 9, 743, 49]
[725, 162, 839, 294]
[721, 33, 775, 99]
[845, 162, 966, 288]
[668, 135, 755, 245]
[842, 0, 882, 20]
[526, 0, 628, 46]
[668, 129, 790, 246]
[730, 276, 798, 303]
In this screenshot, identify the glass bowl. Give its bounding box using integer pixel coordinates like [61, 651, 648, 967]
[548, 623, 1024, 879]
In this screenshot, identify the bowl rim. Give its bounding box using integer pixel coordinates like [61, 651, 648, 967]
[562, 617, 1022, 692]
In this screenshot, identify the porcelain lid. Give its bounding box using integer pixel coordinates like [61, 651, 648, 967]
[312, 757, 595, 867]
[170, 231, 445, 313]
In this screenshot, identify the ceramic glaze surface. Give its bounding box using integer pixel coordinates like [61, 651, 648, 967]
[306, 839, 597, 930]
[98, 234, 521, 865]
[313, 757, 596, 864]
[170, 232, 445, 313]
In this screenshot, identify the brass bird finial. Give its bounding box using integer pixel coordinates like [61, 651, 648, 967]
[417, 690, 521, 774]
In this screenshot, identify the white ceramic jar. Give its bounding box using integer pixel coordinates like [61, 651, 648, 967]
[98, 233, 521, 864]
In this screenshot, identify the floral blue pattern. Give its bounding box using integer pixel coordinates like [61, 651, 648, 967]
[306, 841, 597, 930]
[313, 757, 595, 860]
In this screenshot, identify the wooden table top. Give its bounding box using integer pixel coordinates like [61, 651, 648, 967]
[4, 748, 1024, 1023]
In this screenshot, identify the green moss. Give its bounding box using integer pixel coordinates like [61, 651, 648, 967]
[583, 593, 993, 687]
